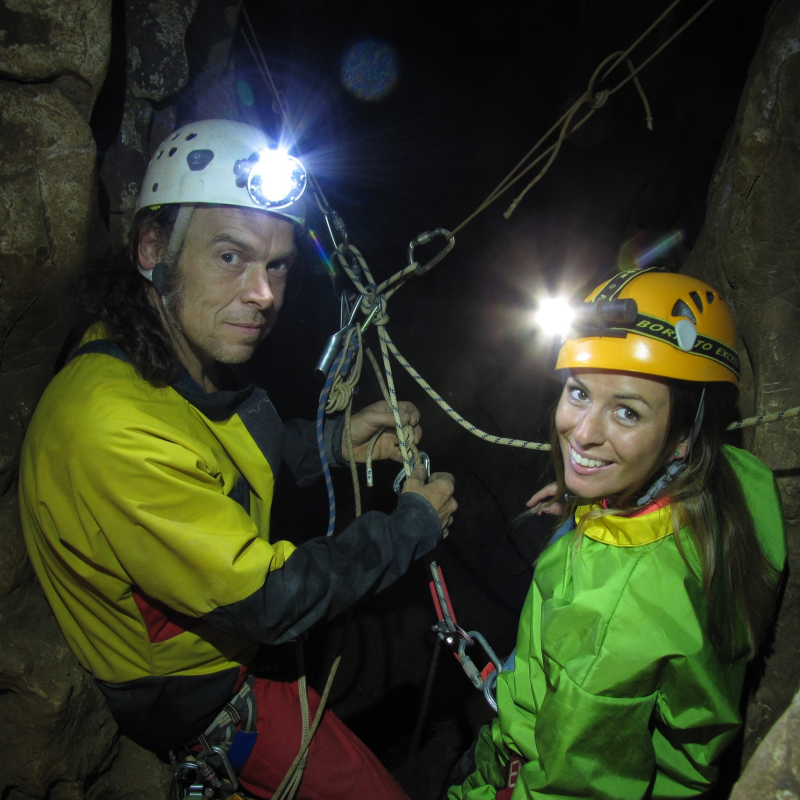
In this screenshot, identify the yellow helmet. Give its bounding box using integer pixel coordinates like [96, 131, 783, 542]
[556, 269, 739, 385]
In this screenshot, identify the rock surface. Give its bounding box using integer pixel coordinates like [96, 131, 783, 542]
[0, 0, 222, 796]
[685, 0, 800, 766]
[730, 685, 800, 799]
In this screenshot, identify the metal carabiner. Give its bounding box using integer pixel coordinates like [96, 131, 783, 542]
[456, 631, 504, 691]
[323, 207, 349, 252]
[393, 452, 431, 494]
[407, 228, 455, 275]
[315, 295, 363, 375]
[210, 746, 239, 793]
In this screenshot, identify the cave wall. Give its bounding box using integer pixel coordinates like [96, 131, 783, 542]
[0, 0, 238, 797]
[684, 0, 800, 768]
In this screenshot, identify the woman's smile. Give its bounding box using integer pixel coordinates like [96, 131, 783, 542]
[556, 370, 674, 501]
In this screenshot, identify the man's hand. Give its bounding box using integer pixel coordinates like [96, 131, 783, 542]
[402, 464, 457, 537]
[342, 400, 422, 464]
[526, 481, 563, 516]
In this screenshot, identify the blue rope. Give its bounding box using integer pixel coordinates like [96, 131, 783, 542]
[316, 338, 360, 537]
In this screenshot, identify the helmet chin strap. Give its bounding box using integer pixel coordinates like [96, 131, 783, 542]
[138, 204, 195, 294]
[636, 386, 706, 507]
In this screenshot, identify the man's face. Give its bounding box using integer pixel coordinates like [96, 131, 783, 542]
[165, 205, 297, 372]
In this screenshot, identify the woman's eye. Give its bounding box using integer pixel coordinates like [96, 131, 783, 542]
[615, 406, 639, 423]
[568, 386, 588, 402]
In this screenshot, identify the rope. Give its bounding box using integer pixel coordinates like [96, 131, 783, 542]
[326, 238, 553, 456]
[325, 327, 363, 414]
[449, 0, 718, 236]
[271, 637, 346, 800]
[384, 332, 551, 451]
[344, 401, 362, 517]
[726, 406, 800, 430]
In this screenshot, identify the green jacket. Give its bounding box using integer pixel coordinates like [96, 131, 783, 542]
[449, 446, 786, 800]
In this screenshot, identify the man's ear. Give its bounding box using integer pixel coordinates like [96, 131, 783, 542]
[138, 224, 165, 273]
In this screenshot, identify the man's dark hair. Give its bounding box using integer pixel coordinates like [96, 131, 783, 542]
[74, 205, 183, 387]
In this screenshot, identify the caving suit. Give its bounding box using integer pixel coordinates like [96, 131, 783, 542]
[20, 326, 441, 799]
[449, 445, 786, 800]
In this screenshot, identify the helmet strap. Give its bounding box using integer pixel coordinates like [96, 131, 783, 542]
[636, 386, 706, 507]
[138, 204, 194, 293]
[164, 204, 195, 266]
[151, 262, 168, 294]
[687, 386, 706, 453]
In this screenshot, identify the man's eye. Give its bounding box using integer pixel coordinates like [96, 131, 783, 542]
[221, 252, 240, 265]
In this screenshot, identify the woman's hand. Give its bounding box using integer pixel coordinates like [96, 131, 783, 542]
[343, 400, 421, 464]
[526, 482, 563, 516]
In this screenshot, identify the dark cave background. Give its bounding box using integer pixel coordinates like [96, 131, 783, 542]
[2, 0, 796, 798]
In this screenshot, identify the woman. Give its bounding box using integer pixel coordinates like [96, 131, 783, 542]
[448, 269, 786, 800]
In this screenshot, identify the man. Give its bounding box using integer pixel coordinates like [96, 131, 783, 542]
[19, 120, 457, 799]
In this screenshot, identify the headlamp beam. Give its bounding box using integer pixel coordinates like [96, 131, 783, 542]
[232, 148, 307, 210]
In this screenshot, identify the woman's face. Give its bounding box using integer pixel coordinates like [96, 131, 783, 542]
[556, 369, 678, 502]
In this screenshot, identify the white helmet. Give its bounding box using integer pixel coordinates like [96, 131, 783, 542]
[136, 119, 307, 228]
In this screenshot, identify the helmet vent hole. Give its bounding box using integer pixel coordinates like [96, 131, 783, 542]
[186, 133, 197, 140]
[689, 291, 703, 312]
[168, 147, 177, 157]
[156, 150, 163, 160]
[152, 182, 158, 193]
[706, 292, 715, 304]
[672, 300, 696, 324]
[171, 133, 180, 140]
[187, 149, 214, 171]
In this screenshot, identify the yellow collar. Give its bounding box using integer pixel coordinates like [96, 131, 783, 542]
[575, 503, 674, 547]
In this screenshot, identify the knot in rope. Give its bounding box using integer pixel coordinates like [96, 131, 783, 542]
[589, 89, 609, 109]
[365, 421, 419, 488]
[325, 329, 363, 415]
[361, 291, 389, 328]
[326, 377, 354, 413]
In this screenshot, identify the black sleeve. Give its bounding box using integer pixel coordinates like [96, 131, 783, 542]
[201, 492, 441, 644]
[282, 415, 347, 488]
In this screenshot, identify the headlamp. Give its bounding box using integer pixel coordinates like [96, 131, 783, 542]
[535, 297, 576, 338]
[576, 298, 638, 331]
[535, 296, 638, 338]
[234, 147, 307, 210]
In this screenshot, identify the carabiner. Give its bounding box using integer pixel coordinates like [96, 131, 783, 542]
[407, 228, 455, 275]
[456, 631, 504, 690]
[324, 208, 349, 252]
[393, 452, 431, 494]
[315, 295, 363, 375]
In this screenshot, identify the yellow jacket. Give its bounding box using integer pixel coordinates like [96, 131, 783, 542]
[20, 329, 441, 750]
